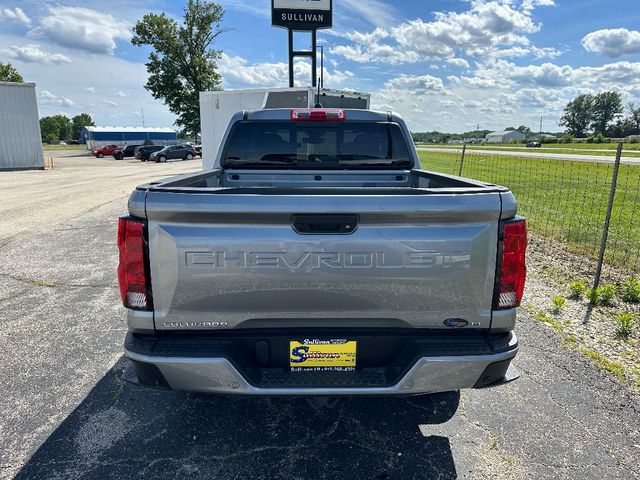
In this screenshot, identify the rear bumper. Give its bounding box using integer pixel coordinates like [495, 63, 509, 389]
[123, 331, 519, 396]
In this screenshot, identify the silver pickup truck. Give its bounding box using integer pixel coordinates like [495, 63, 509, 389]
[118, 108, 527, 396]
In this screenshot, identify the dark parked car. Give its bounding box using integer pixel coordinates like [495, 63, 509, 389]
[134, 145, 165, 162]
[526, 141, 542, 148]
[150, 144, 197, 163]
[113, 145, 142, 160]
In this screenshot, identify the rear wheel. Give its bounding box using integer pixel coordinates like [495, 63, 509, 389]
[185, 153, 193, 160]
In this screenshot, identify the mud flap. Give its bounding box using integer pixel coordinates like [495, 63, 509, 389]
[474, 361, 520, 389]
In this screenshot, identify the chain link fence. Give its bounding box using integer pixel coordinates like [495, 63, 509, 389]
[417, 144, 640, 287]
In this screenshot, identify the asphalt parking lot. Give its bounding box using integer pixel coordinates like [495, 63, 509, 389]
[1, 152, 639, 479]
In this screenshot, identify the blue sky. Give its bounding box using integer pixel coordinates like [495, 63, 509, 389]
[1, 0, 640, 133]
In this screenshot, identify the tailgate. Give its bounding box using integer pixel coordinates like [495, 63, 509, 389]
[145, 192, 502, 331]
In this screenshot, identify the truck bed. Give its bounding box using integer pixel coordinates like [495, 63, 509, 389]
[138, 168, 507, 193]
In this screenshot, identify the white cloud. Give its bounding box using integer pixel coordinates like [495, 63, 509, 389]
[0, 44, 71, 65]
[218, 53, 354, 89]
[501, 61, 573, 87]
[329, 43, 420, 65]
[0, 7, 31, 26]
[339, 27, 389, 44]
[521, 0, 556, 12]
[330, 1, 558, 66]
[339, 0, 399, 28]
[392, 1, 539, 60]
[582, 28, 640, 58]
[30, 6, 131, 54]
[114, 90, 129, 97]
[102, 99, 119, 107]
[84, 87, 96, 93]
[218, 0, 270, 18]
[447, 59, 640, 102]
[40, 90, 75, 107]
[382, 74, 446, 95]
[448, 74, 498, 89]
[487, 45, 561, 59]
[447, 58, 470, 69]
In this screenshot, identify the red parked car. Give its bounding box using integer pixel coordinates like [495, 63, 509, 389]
[92, 144, 121, 158]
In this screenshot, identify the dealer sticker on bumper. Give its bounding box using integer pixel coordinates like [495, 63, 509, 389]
[290, 339, 357, 372]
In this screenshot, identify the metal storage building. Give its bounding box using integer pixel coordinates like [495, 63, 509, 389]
[485, 130, 527, 143]
[0, 82, 44, 171]
[82, 127, 178, 149]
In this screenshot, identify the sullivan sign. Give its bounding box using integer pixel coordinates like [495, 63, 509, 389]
[272, 0, 332, 30]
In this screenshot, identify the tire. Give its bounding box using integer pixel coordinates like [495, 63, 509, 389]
[97, 153, 104, 158]
[141, 159, 147, 162]
[185, 153, 193, 160]
[159, 156, 167, 163]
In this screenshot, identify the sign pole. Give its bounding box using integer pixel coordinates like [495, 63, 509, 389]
[311, 30, 317, 88]
[272, 0, 332, 89]
[288, 29, 295, 88]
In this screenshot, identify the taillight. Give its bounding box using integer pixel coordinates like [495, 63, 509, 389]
[117, 218, 151, 310]
[495, 218, 527, 309]
[291, 109, 346, 121]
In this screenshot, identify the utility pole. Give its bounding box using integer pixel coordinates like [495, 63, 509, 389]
[141, 108, 145, 128]
[539, 115, 543, 140]
[318, 45, 324, 88]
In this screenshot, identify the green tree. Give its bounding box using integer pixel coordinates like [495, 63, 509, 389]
[71, 113, 95, 140]
[132, 0, 225, 137]
[0, 62, 24, 83]
[516, 125, 532, 135]
[39, 115, 72, 143]
[559, 94, 593, 137]
[40, 117, 59, 144]
[609, 118, 633, 138]
[591, 91, 623, 135]
[0, 62, 24, 82]
[628, 102, 640, 135]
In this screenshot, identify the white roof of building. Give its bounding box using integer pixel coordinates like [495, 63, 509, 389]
[85, 126, 176, 133]
[0, 82, 37, 88]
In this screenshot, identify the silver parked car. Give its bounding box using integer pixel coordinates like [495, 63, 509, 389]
[150, 144, 197, 163]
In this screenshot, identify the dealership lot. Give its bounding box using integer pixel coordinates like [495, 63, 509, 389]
[1, 152, 639, 479]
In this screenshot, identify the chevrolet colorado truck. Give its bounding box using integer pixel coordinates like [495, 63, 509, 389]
[118, 108, 526, 396]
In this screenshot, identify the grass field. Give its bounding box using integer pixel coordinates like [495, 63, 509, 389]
[419, 142, 640, 150]
[418, 144, 640, 157]
[418, 150, 640, 275]
[42, 144, 87, 151]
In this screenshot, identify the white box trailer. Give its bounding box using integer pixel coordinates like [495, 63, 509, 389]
[199, 88, 370, 170]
